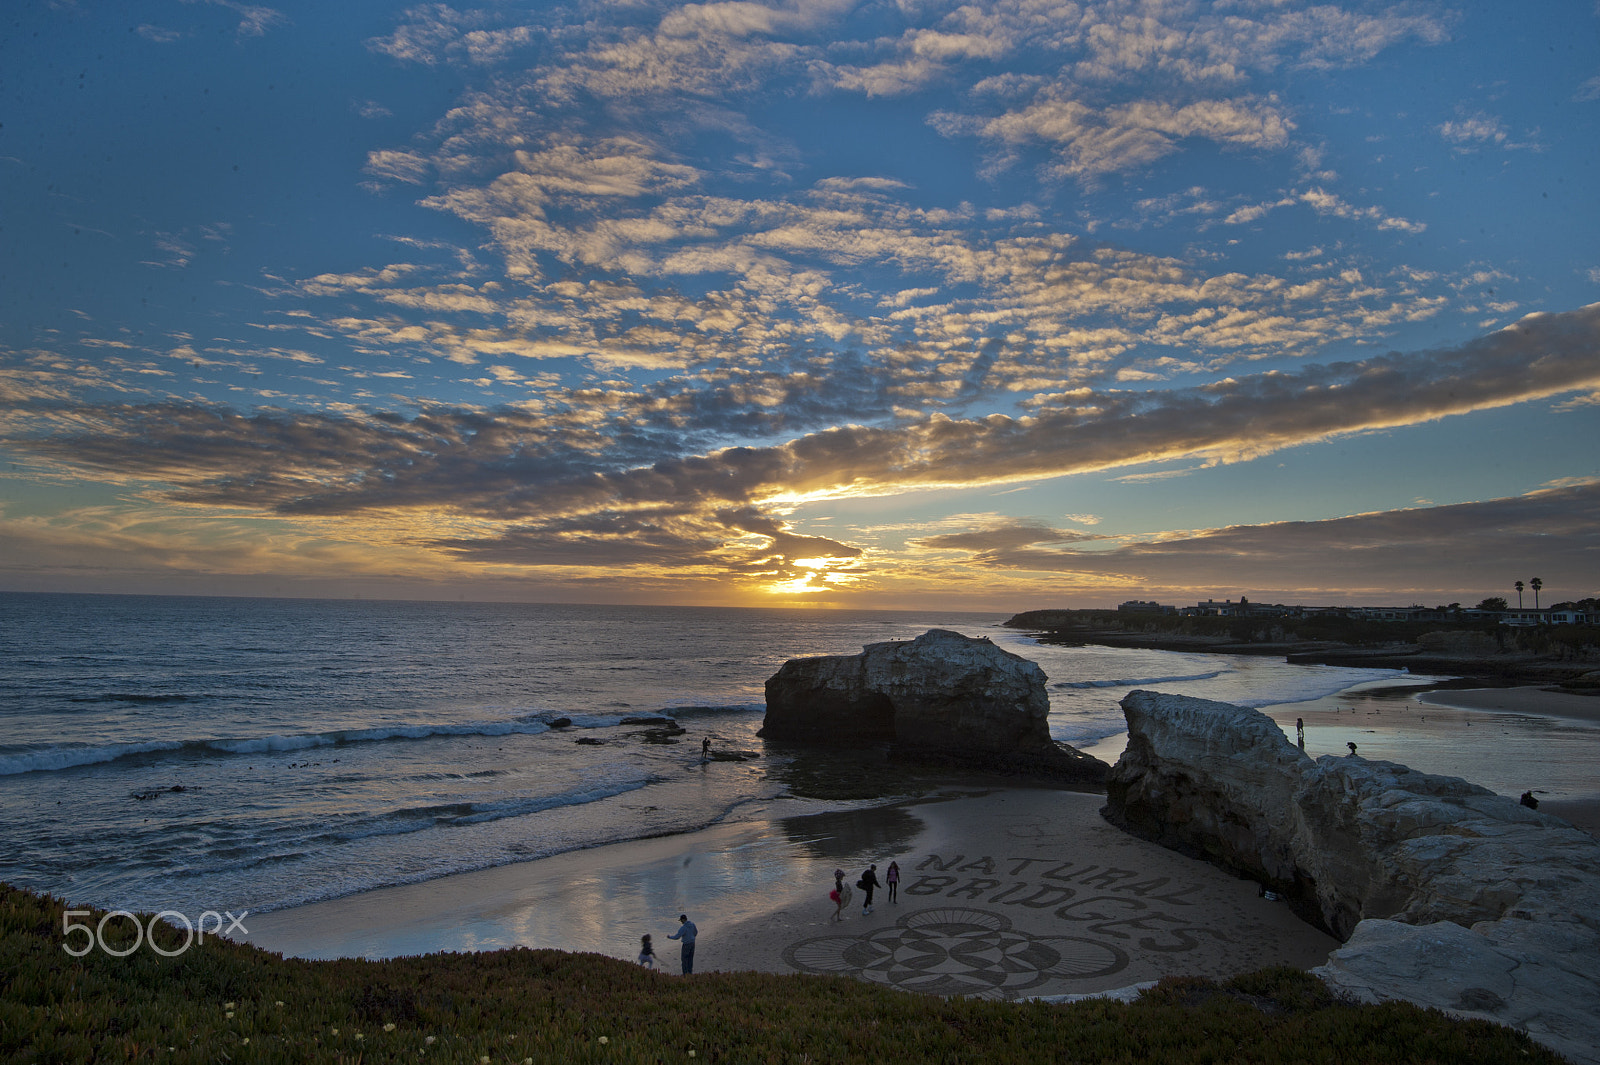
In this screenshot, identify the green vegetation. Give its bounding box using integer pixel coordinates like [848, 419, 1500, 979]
[4, 884, 1566, 1063]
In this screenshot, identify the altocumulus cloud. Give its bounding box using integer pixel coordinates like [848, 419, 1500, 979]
[5, 305, 1598, 585]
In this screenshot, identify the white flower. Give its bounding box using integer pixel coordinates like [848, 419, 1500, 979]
[599, 1035, 610, 1045]
[241, 1039, 249, 1046]
[225, 1012, 234, 1019]
[355, 1032, 364, 1041]
[385, 1023, 397, 1032]
[275, 1001, 284, 1007]
[480, 1057, 491, 1064]
[425, 1035, 436, 1045]
[330, 1028, 339, 1035]
[224, 1002, 236, 1010]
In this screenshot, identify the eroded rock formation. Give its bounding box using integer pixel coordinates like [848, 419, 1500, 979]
[761, 629, 1106, 783]
[1105, 689, 1600, 1065]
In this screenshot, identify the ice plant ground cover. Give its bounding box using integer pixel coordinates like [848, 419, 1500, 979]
[1, 884, 1564, 1064]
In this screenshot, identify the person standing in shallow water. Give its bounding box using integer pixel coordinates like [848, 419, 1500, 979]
[885, 861, 899, 903]
[668, 913, 697, 974]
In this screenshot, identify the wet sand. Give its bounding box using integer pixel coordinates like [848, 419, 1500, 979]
[235, 677, 1599, 996]
[1074, 678, 1600, 840]
[238, 788, 1338, 1000]
[1259, 681, 1600, 839]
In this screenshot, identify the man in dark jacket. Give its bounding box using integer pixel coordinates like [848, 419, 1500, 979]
[859, 864, 881, 915]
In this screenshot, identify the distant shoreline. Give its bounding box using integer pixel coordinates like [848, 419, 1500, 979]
[1004, 620, 1600, 694]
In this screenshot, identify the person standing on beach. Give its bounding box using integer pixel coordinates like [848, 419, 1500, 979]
[831, 868, 849, 921]
[638, 934, 656, 968]
[885, 861, 899, 903]
[668, 913, 698, 974]
[1296, 718, 1305, 749]
[859, 864, 881, 915]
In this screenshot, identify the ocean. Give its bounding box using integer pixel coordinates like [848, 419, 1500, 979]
[1, 593, 1417, 919]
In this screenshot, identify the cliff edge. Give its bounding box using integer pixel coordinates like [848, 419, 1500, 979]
[1104, 689, 1600, 1065]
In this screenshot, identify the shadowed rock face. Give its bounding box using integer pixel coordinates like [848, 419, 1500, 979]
[1104, 689, 1600, 1065]
[761, 629, 1106, 783]
[763, 629, 1049, 752]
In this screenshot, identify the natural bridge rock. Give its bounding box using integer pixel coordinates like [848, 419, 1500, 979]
[1104, 688, 1600, 1065]
[761, 629, 1106, 784]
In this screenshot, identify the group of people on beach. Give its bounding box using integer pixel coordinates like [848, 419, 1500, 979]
[831, 860, 899, 920]
[637, 913, 697, 975]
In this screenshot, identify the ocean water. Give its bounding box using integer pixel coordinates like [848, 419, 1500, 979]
[1, 593, 1408, 918]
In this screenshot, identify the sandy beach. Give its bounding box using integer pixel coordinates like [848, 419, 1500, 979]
[1252, 682, 1600, 838]
[234, 675, 1599, 1003]
[1071, 679, 1600, 839]
[239, 787, 1338, 1000]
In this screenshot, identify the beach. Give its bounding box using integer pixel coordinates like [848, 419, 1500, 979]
[239, 787, 1339, 999]
[1260, 682, 1600, 839]
[10, 593, 1598, 1003]
[235, 676, 1600, 997]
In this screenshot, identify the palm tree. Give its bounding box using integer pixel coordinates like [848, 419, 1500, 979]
[1531, 577, 1543, 609]
[1515, 580, 1524, 608]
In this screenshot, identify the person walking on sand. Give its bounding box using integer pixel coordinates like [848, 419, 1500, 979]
[830, 868, 850, 921]
[637, 933, 656, 968]
[885, 861, 899, 904]
[859, 864, 881, 915]
[668, 913, 698, 974]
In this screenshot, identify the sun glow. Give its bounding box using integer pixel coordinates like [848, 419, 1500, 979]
[767, 576, 818, 595]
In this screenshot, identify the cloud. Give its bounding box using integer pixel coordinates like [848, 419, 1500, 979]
[1438, 110, 1540, 152]
[916, 481, 1600, 602]
[8, 304, 1598, 589]
[135, 25, 182, 43]
[1225, 187, 1423, 233]
[186, 0, 286, 38]
[912, 520, 1104, 552]
[934, 92, 1294, 178]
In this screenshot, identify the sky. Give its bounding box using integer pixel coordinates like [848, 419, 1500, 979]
[2, 0, 1598, 611]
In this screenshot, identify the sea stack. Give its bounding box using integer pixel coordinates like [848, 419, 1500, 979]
[761, 628, 1106, 783]
[1104, 688, 1600, 1065]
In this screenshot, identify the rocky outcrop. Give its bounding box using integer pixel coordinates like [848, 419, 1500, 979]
[1105, 689, 1600, 1065]
[761, 629, 1106, 783]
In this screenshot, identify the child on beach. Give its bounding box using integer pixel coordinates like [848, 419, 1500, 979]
[638, 934, 655, 968]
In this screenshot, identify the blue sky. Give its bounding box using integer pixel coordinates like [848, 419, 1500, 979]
[2, 0, 1598, 609]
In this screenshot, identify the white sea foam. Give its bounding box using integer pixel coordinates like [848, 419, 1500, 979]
[1052, 670, 1228, 690]
[0, 717, 575, 776]
[1, 593, 1436, 918]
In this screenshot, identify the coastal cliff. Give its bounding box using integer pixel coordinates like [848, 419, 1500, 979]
[761, 628, 1107, 784]
[1104, 689, 1600, 1065]
[1004, 609, 1600, 690]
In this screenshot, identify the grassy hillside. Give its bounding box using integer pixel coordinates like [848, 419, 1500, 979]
[3, 883, 1566, 1063]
